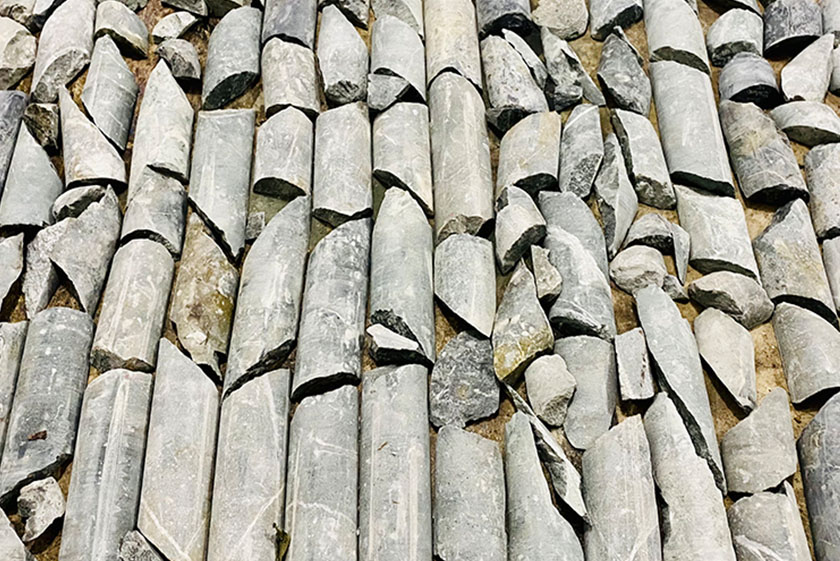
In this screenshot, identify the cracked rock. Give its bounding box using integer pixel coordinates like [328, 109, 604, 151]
[531, 246, 563, 304]
[542, 29, 605, 107]
[0, 233, 22, 306]
[532, 0, 587, 40]
[317, 5, 367, 106]
[695, 308, 757, 412]
[22, 222, 70, 317]
[771, 100, 840, 146]
[31, 0, 94, 102]
[0, 17, 34, 89]
[645, 0, 710, 73]
[764, 0, 822, 58]
[496, 111, 561, 197]
[94, 1, 148, 59]
[495, 185, 546, 274]
[319, 0, 368, 27]
[0, 124, 61, 230]
[21, 101, 56, 154]
[594, 133, 638, 258]
[202, 6, 260, 110]
[558, 103, 602, 199]
[728, 484, 811, 561]
[623, 213, 673, 252]
[0, 509, 33, 560]
[781, 33, 833, 102]
[151, 10, 197, 42]
[52, 185, 104, 221]
[262, 38, 319, 118]
[590, 0, 641, 41]
[612, 110, 675, 208]
[372, 0, 423, 36]
[597, 30, 651, 116]
[435, 234, 495, 337]
[253, 107, 312, 199]
[262, 0, 316, 48]
[368, 14, 425, 112]
[805, 143, 840, 239]
[539, 191, 609, 277]
[424, 0, 482, 89]
[156, 38, 200, 83]
[476, 0, 532, 38]
[719, 52, 781, 109]
[120, 168, 187, 256]
[18, 477, 63, 541]
[524, 354, 576, 426]
[609, 245, 667, 294]
[162, 0, 207, 16]
[82, 36, 138, 151]
[615, 327, 654, 401]
[706, 8, 763, 67]
[688, 271, 774, 329]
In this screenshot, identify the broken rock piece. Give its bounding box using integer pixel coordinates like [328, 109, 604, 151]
[0, 90, 27, 193]
[0, 233, 22, 306]
[0, 17, 34, 89]
[531, 246, 563, 304]
[156, 38, 200, 83]
[590, 0, 641, 40]
[94, 1, 148, 59]
[780, 33, 833, 101]
[805, 143, 840, 239]
[0, 508, 33, 560]
[594, 133, 638, 258]
[120, 168, 187, 256]
[52, 185, 105, 221]
[524, 354, 576, 426]
[558, 103, 602, 199]
[771, 100, 840, 147]
[719, 52, 781, 109]
[263, 37, 319, 119]
[763, 0, 822, 58]
[368, 14, 425, 111]
[609, 245, 667, 294]
[645, 0, 710, 73]
[533, 0, 586, 39]
[706, 8, 763, 67]
[262, 0, 316, 48]
[151, 10, 197, 42]
[615, 327, 654, 401]
[476, 0, 532, 38]
[0, 322, 26, 461]
[611, 109, 674, 209]
[496, 111, 561, 197]
[542, 28, 605, 106]
[825, 237, 840, 315]
[317, 5, 367, 106]
[18, 476, 63, 541]
[31, 0, 94, 102]
[539, 191, 609, 276]
[688, 271, 774, 329]
[597, 30, 651, 116]
[202, 6, 260, 110]
[728, 484, 811, 561]
[423, 0, 482, 88]
[82, 36, 138, 151]
[434, 234, 496, 338]
[494, 185, 546, 274]
[162, 0, 207, 16]
[253, 107, 312, 199]
[372, 0, 422, 36]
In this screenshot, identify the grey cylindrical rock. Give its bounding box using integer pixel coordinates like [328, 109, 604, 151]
[0, 322, 26, 465]
[424, 0, 482, 89]
[597, 30, 651, 116]
[590, 0, 641, 41]
[764, 0, 822, 58]
[805, 142, 840, 239]
[262, 0, 316, 48]
[825, 237, 840, 315]
[645, 0, 710, 73]
[719, 52, 781, 109]
[615, 327, 654, 401]
[770, 100, 840, 146]
[58, 370, 152, 561]
[780, 33, 833, 102]
[372, 0, 423, 36]
[558, 103, 602, 199]
[496, 111, 561, 197]
[539, 191, 608, 277]
[611, 108, 675, 209]
[728, 483, 811, 561]
[151, 11, 198, 42]
[706, 8, 764, 67]
[31, 0, 94, 102]
[94, 1, 149, 59]
[0, 90, 25, 196]
[494, 185, 546, 273]
[317, 5, 368, 106]
[120, 168, 187, 256]
[0, 18, 35, 89]
[262, 37, 320, 118]
[253, 107, 313, 199]
[594, 133, 638, 258]
[476, 0, 531, 37]
[202, 6, 260, 110]
[369, 14, 426, 111]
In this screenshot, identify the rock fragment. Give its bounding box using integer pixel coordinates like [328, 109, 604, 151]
[0, 308, 93, 502]
[542, 29, 605, 106]
[495, 185, 546, 273]
[162, 0, 206, 16]
[21, 222, 69, 316]
[202, 7, 260, 110]
[156, 39, 200, 83]
[51, 185, 105, 221]
[31, 0, 94, 102]
[262, 0, 316, 48]
[826, 237, 840, 315]
[18, 477, 63, 541]
[429, 331, 499, 428]
[293, 219, 370, 399]
[524, 354, 576, 426]
[645, 0, 710, 73]
[0, 509, 33, 560]
[94, 1, 148, 59]
[728, 484, 811, 561]
[781, 33, 833, 101]
[615, 327, 654, 401]
[597, 30, 650, 116]
[91, 239, 175, 372]
[531, 246, 563, 304]
[719, 100, 807, 203]
[532, 0, 587, 40]
[539, 191, 609, 276]
[826, 0, 840, 44]
[0, 233, 22, 306]
[253, 108, 312, 200]
[706, 8, 763, 67]
[805, 143, 840, 239]
[423, 0, 482, 88]
[611, 111, 674, 209]
[609, 246, 667, 294]
[719, 52, 781, 108]
[120, 169, 186, 255]
[224, 198, 308, 396]
[623, 213, 673, 251]
[434, 426, 506, 561]
[773, 302, 840, 403]
[20, 101, 54, 156]
[557, 103, 602, 198]
[688, 271, 773, 329]
[0, 17, 34, 89]
[695, 308, 757, 412]
[763, 0, 822, 58]
[475, 0, 532, 38]
[317, 5, 367, 106]
[262, 38, 319, 118]
[368, 14, 425, 111]
[0, 322, 26, 461]
[771, 100, 840, 146]
[590, 0, 641, 40]
[151, 10, 197, 42]
[82, 36, 138, 151]
[594, 133, 638, 258]
[496, 111, 561, 196]
[372, 0, 422, 36]
[434, 234, 495, 337]
[754, 199, 836, 324]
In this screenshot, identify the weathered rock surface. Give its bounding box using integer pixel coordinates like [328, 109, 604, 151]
[0, 17, 34, 89]
[0, 508, 33, 560]
[424, 0, 482, 88]
[263, 37, 319, 118]
[805, 143, 840, 239]
[728, 483, 811, 561]
[94, 1, 149, 59]
[0, 321, 26, 462]
[495, 185, 546, 274]
[645, 0, 709, 73]
[19, 102, 56, 159]
[539, 191, 609, 277]
[542, 29, 605, 107]
[0, 307, 93, 503]
[0, 89, 23, 194]
[694, 308, 757, 412]
[435, 234, 495, 338]
[21, 223, 69, 316]
[17, 476, 63, 541]
[31, 0, 94, 102]
[0, 233, 22, 306]
[138, 339, 218, 561]
[623, 213, 673, 252]
[524, 354, 576, 426]
[120, 169, 187, 256]
[57, 370, 152, 561]
[51, 184, 105, 221]
[610, 110, 673, 208]
[558, 103, 602, 199]
[434, 426, 506, 561]
[687, 271, 774, 328]
[531, 245, 563, 304]
[771, 100, 840, 146]
[532, 0, 588, 40]
[252, 108, 312, 200]
[151, 10, 197, 42]
[706, 8, 763, 67]
[609, 245, 667, 294]
[202, 6, 260, 110]
[162, 0, 207, 16]
[262, 0, 316, 48]
[763, 0, 822, 58]
[781, 33, 833, 102]
[368, 14, 425, 111]
[156, 39, 200, 83]
[317, 5, 367, 106]
[615, 327, 654, 401]
[826, 0, 840, 44]
[119, 530, 164, 561]
[429, 331, 499, 428]
[594, 133, 638, 258]
[719, 52, 782, 109]
[496, 111, 561, 197]
[293, 219, 370, 400]
[475, 0, 531, 38]
[372, 0, 423, 36]
[590, 0, 641, 40]
[597, 30, 650, 116]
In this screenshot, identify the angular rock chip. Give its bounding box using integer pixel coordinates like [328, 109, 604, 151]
[720, 387, 796, 494]
[636, 285, 726, 491]
[532, 0, 587, 40]
[481, 34, 547, 133]
[798, 392, 840, 561]
[539, 191, 609, 277]
[156, 38, 200, 83]
[771, 100, 840, 147]
[21, 222, 69, 317]
[781, 33, 833, 102]
[502, 29, 547, 90]
[293, 219, 370, 400]
[360, 365, 431, 561]
[615, 327, 654, 401]
[531, 245, 563, 304]
[81, 36, 138, 151]
[706, 8, 763, 67]
[497, 111, 560, 197]
[31, 0, 94, 102]
[372, 0, 422, 36]
[373, 102, 432, 214]
[541, 32, 583, 110]
[651, 61, 734, 196]
[825, 237, 840, 315]
[368, 14, 425, 111]
[57, 370, 152, 561]
[434, 426, 506, 561]
[207, 370, 290, 561]
[52, 185, 106, 221]
[720, 100, 807, 203]
[594, 133, 638, 258]
[429, 331, 499, 428]
[611, 109, 675, 209]
[582, 416, 660, 560]
[151, 10, 197, 42]
[285, 385, 358, 561]
[91, 239, 175, 372]
[623, 213, 673, 251]
[754, 199, 836, 323]
[597, 30, 651, 116]
[224, 198, 308, 396]
[319, 0, 368, 27]
[263, 38, 319, 119]
[0, 124, 62, 230]
[609, 245, 667, 294]
[312, 102, 371, 226]
[369, 189, 434, 364]
[645, 0, 710, 73]
[0, 233, 22, 306]
[0, 17, 34, 89]
[366, 323, 425, 364]
[719, 52, 781, 109]
[764, 0, 822, 58]
[0, 307, 93, 502]
[128, 60, 193, 196]
[590, 0, 641, 40]
[188, 108, 254, 261]
[262, 0, 316, 48]
[644, 394, 736, 561]
[505, 412, 584, 561]
[430, 72, 493, 240]
[542, 28, 605, 107]
[119, 531, 165, 561]
[169, 214, 239, 381]
[202, 7, 260, 110]
[94, 1, 148, 59]
[138, 340, 218, 561]
[475, 0, 532, 38]
[0, 509, 33, 560]
[424, 0, 482, 89]
[675, 184, 760, 280]
[59, 87, 125, 188]
[695, 308, 757, 412]
[0, 321, 26, 461]
[555, 335, 617, 450]
[434, 234, 495, 338]
[524, 354, 576, 426]
[0, 90, 27, 193]
[162, 0, 207, 16]
[495, 185, 546, 274]
[773, 302, 840, 403]
[493, 262, 553, 382]
[121, 169, 186, 256]
[558, 103, 602, 199]
[317, 5, 368, 106]
[805, 143, 840, 239]
[253, 107, 312, 200]
[688, 273, 773, 329]
[728, 483, 811, 561]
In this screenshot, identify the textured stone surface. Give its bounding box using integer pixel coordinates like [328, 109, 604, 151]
[609, 245, 667, 294]
[360, 365, 431, 561]
[611, 109, 674, 208]
[372, 0, 422, 36]
[542, 29, 605, 106]
[539, 191, 609, 277]
[202, 7, 260, 110]
[615, 327, 654, 401]
[120, 169, 186, 256]
[497, 111, 561, 197]
[82, 36, 138, 151]
[434, 234, 495, 337]
[57, 370, 151, 561]
[0, 308, 93, 503]
[826, 0, 840, 44]
[252, 109, 311, 199]
[806, 143, 840, 239]
[207, 370, 290, 561]
[0, 321, 26, 463]
[262, 0, 316, 47]
[91, 239, 175, 372]
[317, 5, 367, 105]
[623, 213, 673, 252]
[119, 531, 164, 561]
[17, 476, 63, 541]
[0, 89, 23, 192]
[94, 1, 149, 59]
[773, 302, 840, 403]
[687, 271, 774, 329]
[156, 39, 200, 83]
[557, 104, 602, 199]
[781, 33, 833, 102]
[636, 285, 726, 491]
[262, 37, 319, 118]
[369, 14, 425, 111]
[424, 0, 481, 88]
[706, 8, 763, 67]
[524, 354, 576, 426]
[429, 331, 499, 428]
[728, 483, 811, 561]
[151, 10, 197, 42]
[224, 198, 308, 396]
[771, 100, 840, 146]
[532, 245, 563, 304]
[293, 219, 370, 399]
[495, 185, 546, 274]
[532, 0, 587, 40]
[51, 184, 105, 221]
[590, 0, 641, 40]
[31, 0, 94, 102]
[645, 0, 709, 72]
[824, 237, 840, 315]
[285, 385, 358, 561]
[162, 0, 207, 16]
[434, 426, 506, 561]
[22, 223, 70, 317]
[694, 308, 757, 412]
[719, 52, 782, 109]
[594, 133, 638, 257]
[0, 508, 33, 560]
[0, 233, 22, 306]
[597, 30, 651, 116]
[138, 341, 218, 561]
[20, 101, 54, 156]
[475, 0, 531, 37]
[0, 17, 34, 89]
[764, 0, 822, 58]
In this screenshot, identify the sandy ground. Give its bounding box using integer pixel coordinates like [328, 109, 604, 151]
[0, 0, 831, 558]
